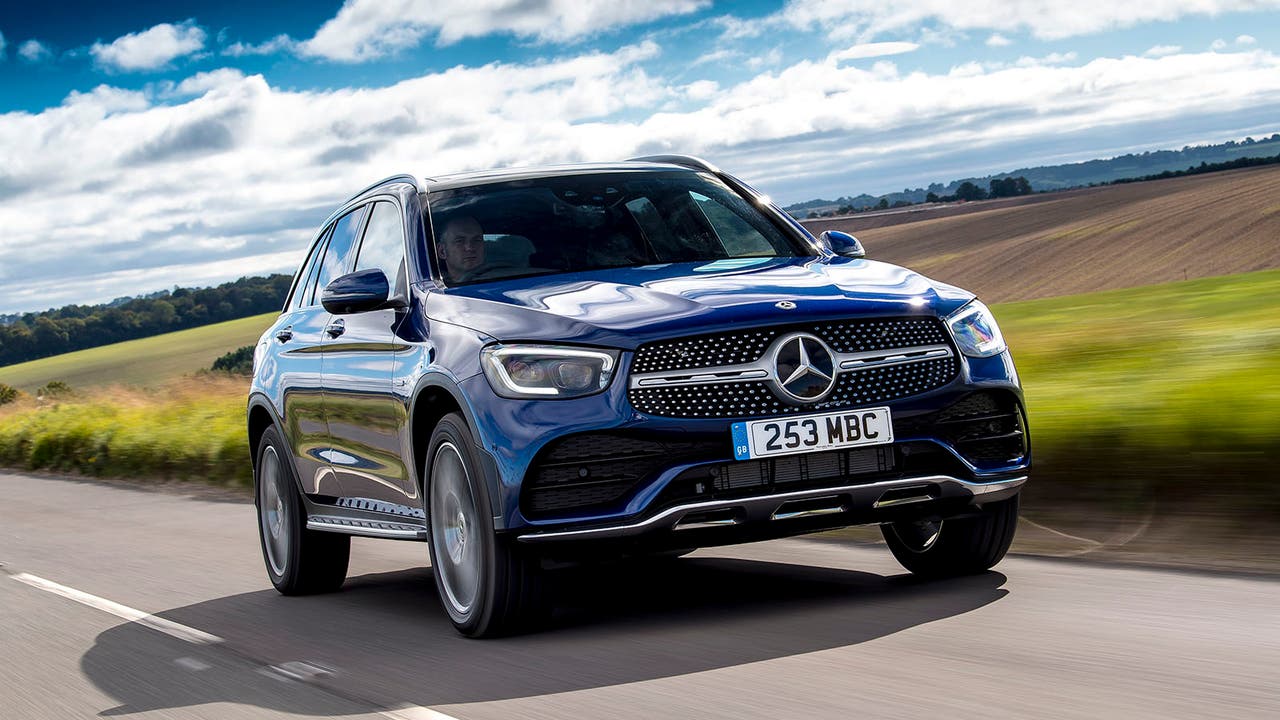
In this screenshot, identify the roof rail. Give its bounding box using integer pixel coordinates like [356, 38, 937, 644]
[626, 154, 722, 174]
[345, 174, 420, 204]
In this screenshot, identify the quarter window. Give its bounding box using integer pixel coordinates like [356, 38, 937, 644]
[288, 227, 330, 310]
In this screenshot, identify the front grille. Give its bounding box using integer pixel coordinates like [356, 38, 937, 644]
[897, 391, 1029, 468]
[631, 316, 949, 374]
[630, 355, 959, 418]
[522, 434, 720, 517]
[628, 316, 958, 419]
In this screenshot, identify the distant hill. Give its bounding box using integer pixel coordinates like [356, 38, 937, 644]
[0, 313, 276, 392]
[787, 132, 1280, 216]
[804, 164, 1280, 303]
[0, 274, 292, 367]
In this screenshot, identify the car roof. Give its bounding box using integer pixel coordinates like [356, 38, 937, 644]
[419, 161, 698, 193]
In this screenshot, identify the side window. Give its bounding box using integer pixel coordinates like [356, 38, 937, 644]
[311, 206, 367, 305]
[354, 201, 406, 291]
[287, 227, 330, 311]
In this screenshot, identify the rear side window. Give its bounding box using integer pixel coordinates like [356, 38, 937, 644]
[311, 206, 367, 305]
[287, 227, 330, 311]
[354, 201, 406, 291]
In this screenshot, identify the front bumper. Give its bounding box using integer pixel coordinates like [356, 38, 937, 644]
[516, 472, 1025, 546]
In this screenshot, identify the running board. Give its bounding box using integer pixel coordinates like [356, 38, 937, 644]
[306, 515, 429, 540]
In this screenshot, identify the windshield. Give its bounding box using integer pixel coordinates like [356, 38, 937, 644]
[427, 171, 810, 285]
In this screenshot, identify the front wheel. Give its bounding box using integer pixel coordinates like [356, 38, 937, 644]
[881, 495, 1020, 578]
[255, 426, 350, 594]
[426, 413, 544, 637]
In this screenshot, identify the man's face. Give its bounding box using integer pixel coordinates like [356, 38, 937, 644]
[438, 217, 485, 276]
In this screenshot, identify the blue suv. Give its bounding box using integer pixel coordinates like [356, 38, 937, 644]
[248, 156, 1029, 637]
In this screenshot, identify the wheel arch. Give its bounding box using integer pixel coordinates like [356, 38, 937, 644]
[247, 397, 278, 469]
[246, 394, 308, 499]
[408, 375, 504, 523]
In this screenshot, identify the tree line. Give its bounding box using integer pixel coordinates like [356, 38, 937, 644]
[0, 274, 292, 367]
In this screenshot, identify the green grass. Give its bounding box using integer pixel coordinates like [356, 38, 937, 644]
[0, 376, 252, 485]
[0, 313, 277, 392]
[997, 269, 1280, 514]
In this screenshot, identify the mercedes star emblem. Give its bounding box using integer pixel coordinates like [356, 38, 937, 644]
[775, 301, 797, 310]
[773, 333, 836, 402]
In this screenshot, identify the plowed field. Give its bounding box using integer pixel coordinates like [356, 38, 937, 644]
[802, 165, 1280, 302]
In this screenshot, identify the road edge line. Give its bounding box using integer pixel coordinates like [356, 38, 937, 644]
[10, 572, 223, 645]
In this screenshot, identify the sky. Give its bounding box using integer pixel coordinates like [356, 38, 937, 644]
[1, 0, 1279, 314]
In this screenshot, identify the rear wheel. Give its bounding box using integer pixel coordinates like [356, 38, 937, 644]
[426, 413, 544, 637]
[255, 426, 350, 594]
[881, 495, 1020, 578]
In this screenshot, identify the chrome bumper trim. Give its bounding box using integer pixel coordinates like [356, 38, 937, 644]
[516, 474, 1026, 543]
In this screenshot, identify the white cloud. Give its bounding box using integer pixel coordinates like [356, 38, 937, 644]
[1144, 45, 1182, 57]
[1236, 34, 1257, 45]
[747, 48, 784, 69]
[18, 39, 53, 63]
[780, 0, 1280, 41]
[986, 33, 1013, 47]
[223, 34, 295, 57]
[172, 68, 248, 96]
[833, 41, 920, 61]
[3, 45, 1280, 311]
[1010, 52, 1079, 68]
[1211, 38, 1228, 50]
[90, 20, 206, 72]
[684, 80, 719, 100]
[300, 0, 709, 61]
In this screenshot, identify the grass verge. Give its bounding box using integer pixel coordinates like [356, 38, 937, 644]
[0, 375, 252, 486]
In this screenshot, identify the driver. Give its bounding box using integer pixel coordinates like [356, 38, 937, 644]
[437, 215, 486, 282]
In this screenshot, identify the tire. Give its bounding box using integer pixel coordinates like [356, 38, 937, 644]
[881, 495, 1020, 578]
[255, 426, 350, 595]
[426, 413, 544, 637]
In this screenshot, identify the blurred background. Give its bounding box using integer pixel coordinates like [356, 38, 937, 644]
[0, 0, 1278, 583]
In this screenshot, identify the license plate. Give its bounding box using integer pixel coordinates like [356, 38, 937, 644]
[731, 407, 894, 460]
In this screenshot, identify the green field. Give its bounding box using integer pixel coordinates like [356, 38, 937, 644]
[0, 312, 276, 392]
[0, 272, 1277, 523]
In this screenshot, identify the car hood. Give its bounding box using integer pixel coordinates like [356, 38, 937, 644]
[425, 256, 974, 349]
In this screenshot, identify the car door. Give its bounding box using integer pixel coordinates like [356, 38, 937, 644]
[276, 225, 342, 496]
[320, 199, 415, 509]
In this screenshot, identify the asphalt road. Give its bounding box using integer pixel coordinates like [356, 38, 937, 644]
[1, 471, 1277, 719]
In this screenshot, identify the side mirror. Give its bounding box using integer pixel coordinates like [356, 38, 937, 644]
[820, 230, 865, 259]
[322, 269, 391, 314]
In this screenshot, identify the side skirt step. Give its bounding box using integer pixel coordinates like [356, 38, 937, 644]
[306, 515, 429, 540]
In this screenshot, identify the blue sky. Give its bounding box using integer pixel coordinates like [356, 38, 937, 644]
[1, 0, 1279, 312]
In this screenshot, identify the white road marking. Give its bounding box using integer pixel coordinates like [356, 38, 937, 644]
[174, 656, 211, 671]
[267, 660, 335, 682]
[10, 572, 223, 645]
[9, 571, 461, 720]
[382, 704, 464, 720]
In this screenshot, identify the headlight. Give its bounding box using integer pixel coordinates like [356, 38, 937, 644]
[946, 300, 1007, 357]
[481, 344, 619, 399]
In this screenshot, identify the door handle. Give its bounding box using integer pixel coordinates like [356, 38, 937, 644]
[276, 326, 293, 342]
[325, 319, 346, 337]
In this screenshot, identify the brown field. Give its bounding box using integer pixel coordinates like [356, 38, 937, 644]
[801, 165, 1280, 302]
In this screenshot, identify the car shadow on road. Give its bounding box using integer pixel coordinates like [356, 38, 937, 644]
[82, 555, 1008, 716]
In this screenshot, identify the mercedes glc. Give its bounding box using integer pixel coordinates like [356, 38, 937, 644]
[248, 156, 1030, 637]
